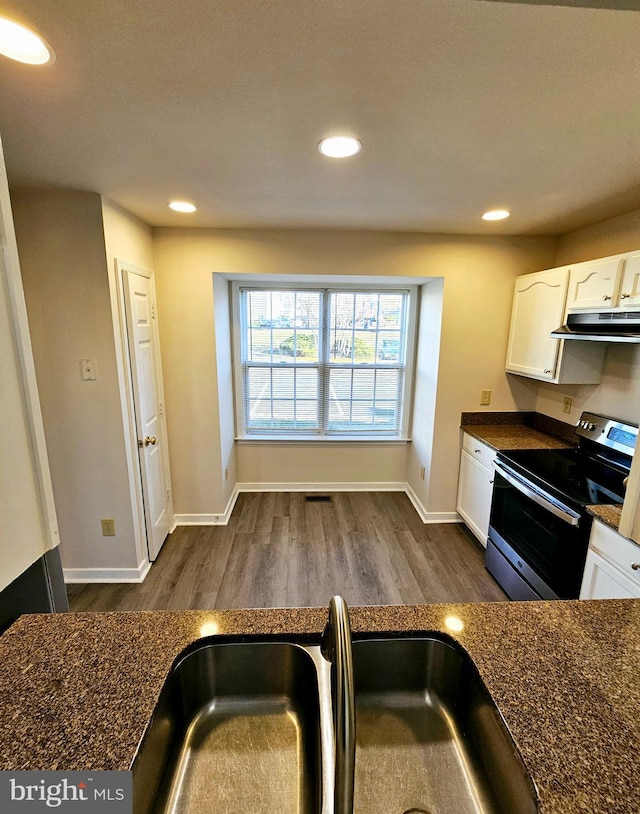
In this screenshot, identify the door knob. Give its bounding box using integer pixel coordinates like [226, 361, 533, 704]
[138, 436, 157, 447]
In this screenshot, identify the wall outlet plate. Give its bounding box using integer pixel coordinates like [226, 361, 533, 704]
[563, 396, 572, 414]
[101, 518, 115, 536]
[480, 389, 491, 406]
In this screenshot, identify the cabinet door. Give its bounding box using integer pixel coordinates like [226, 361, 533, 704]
[505, 267, 568, 380]
[579, 549, 640, 599]
[456, 450, 494, 547]
[566, 257, 623, 309]
[618, 252, 640, 308]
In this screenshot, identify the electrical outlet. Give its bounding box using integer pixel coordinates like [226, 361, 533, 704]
[563, 396, 572, 415]
[480, 389, 491, 406]
[101, 518, 115, 537]
[420, 466, 426, 480]
[81, 359, 97, 381]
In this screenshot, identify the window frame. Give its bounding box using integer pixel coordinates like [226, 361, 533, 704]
[231, 281, 418, 441]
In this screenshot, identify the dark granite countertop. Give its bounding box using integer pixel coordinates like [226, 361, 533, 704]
[461, 423, 573, 452]
[461, 410, 576, 452]
[0, 602, 639, 814]
[587, 504, 623, 533]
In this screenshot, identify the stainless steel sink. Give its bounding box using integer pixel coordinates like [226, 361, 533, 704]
[133, 642, 323, 814]
[133, 622, 537, 814]
[351, 637, 538, 814]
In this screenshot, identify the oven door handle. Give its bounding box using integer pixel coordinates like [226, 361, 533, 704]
[494, 463, 581, 526]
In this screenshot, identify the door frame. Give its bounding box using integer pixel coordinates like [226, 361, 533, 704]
[109, 258, 174, 567]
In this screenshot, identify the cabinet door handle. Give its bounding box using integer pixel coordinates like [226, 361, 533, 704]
[474, 448, 481, 453]
[620, 292, 630, 299]
[602, 294, 612, 301]
[632, 563, 640, 571]
[544, 368, 552, 374]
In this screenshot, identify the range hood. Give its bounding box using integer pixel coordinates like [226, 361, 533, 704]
[551, 311, 640, 343]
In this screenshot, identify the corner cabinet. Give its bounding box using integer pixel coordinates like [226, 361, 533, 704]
[580, 520, 640, 599]
[505, 266, 605, 384]
[456, 433, 497, 547]
[567, 252, 640, 310]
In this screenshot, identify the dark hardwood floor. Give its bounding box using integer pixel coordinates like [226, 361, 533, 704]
[67, 491, 507, 611]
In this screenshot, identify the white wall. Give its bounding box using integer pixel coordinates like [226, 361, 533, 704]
[11, 189, 139, 572]
[154, 228, 556, 518]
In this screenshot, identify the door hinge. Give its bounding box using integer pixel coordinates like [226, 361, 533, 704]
[159, 401, 164, 416]
[152, 302, 157, 319]
[166, 489, 171, 503]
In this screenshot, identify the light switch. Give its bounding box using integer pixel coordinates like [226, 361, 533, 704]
[81, 359, 97, 380]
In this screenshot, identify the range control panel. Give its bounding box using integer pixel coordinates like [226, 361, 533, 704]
[575, 412, 638, 457]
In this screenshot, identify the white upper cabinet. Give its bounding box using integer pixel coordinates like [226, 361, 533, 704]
[618, 252, 640, 308]
[505, 267, 568, 380]
[505, 266, 604, 383]
[566, 256, 624, 309]
[566, 252, 640, 311]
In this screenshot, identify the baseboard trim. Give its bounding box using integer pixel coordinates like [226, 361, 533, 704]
[405, 483, 460, 525]
[237, 481, 406, 493]
[64, 559, 151, 584]
[172, 482, 459, 528]
[173, 485, 240, 526]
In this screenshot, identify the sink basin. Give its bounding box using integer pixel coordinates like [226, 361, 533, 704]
[133, 632, 537, 814]
[351, 637, 538, 814]
[133, 642, 322, 814]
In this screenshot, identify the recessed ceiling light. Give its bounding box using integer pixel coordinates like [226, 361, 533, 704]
[482, 209, 510, 221]
[0, 17, 55, 65]
[168, 201, 197, 213]
[318, 136, 362, 159]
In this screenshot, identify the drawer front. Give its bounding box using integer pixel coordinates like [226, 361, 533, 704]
[462, 433, 497, 468]
[589, 520, 640, 585]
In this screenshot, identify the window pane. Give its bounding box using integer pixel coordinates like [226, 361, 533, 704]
[329, 291, 405, 365]
[327, 368, 401, 432]
[245, 290, 321, 364]
[246, 365, 318, 430]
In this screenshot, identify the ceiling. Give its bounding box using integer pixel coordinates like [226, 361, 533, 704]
[1, 0, 640, 235]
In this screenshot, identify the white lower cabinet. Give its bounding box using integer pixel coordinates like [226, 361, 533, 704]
[580, 519, 640, 599]
[457, 434, 497, 547]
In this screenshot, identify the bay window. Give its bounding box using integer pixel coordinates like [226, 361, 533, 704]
[234, 284, 416, 439]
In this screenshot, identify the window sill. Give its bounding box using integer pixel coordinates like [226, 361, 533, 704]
[236, 436, 411, 444]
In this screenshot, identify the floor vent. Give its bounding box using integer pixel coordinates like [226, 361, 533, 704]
[305, 494, 332, 502]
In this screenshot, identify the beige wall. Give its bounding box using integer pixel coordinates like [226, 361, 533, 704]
[0, 177, 57, 591]
[153, 228, 556, 517]
[533, 207, 640, 427]
[213, 274, 237, 509]
[102, 198, 155, 271]
[11, 189, 140, 572]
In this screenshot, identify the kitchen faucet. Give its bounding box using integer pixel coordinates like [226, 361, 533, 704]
[321, 595, 355, 814]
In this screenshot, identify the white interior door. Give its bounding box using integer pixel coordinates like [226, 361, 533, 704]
[122, 268, 171, 560]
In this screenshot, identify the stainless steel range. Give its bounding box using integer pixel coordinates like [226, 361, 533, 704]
[486, 412, 637, 601]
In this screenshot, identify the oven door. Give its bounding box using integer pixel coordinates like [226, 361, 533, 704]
[487, 464, 589, 600]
